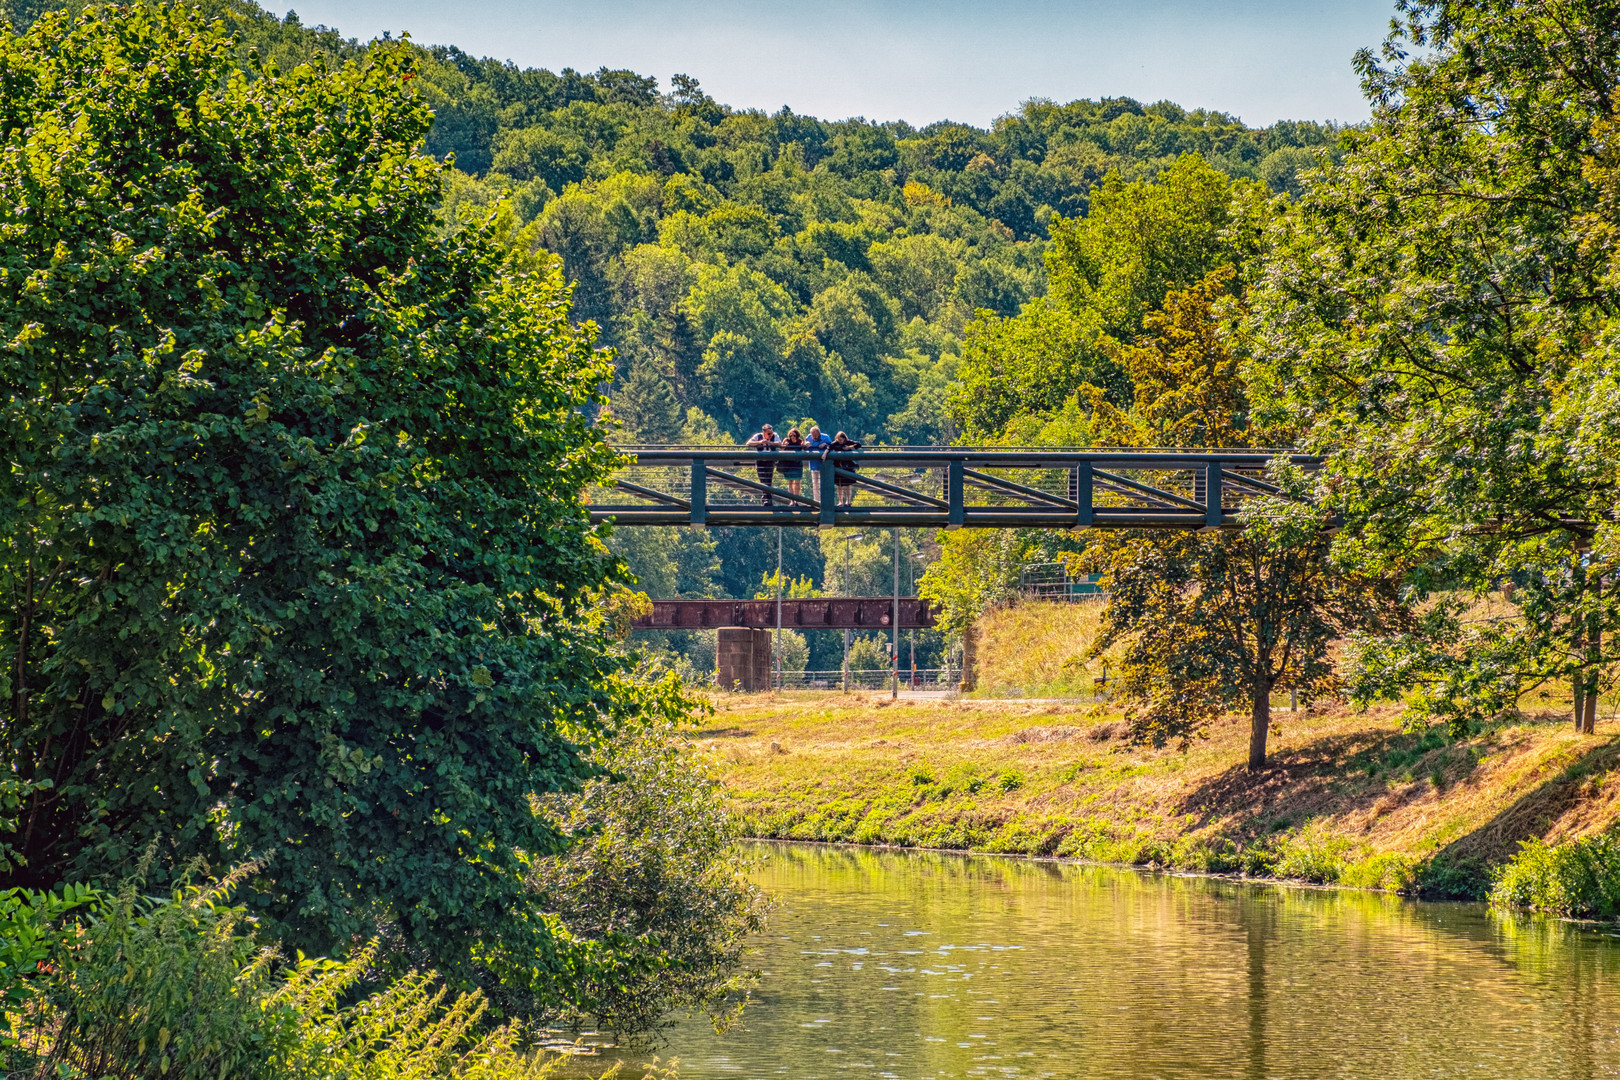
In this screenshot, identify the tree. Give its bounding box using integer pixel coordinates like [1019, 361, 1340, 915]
[1076, 265, 1407, 770]
[946, 154, 1244, 439]
[611, 357, 684, 442]
[1099, 265, 1248, 448]
[521, 715, 767, 1034]
[1080, 493, 1407, 769]
[1247, 0, 1620, 733]
[0, 5, 652, 994]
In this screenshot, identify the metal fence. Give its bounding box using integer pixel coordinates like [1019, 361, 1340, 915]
[1019, 562, 1106, 602]
[769, 668, 960, 691]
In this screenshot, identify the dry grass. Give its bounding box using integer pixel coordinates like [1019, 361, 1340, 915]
[972, 600, 1114, 697]
[696, 688, 1620, 893]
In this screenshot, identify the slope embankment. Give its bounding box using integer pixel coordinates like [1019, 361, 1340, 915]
[700, 604, 1620, 897]
[701, 693, 1620, 896]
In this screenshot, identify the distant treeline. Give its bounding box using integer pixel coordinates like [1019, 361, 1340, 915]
[0, 0, 1339, 448]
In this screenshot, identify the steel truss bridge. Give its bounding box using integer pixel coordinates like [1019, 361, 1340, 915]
[588, 446, 1319, 530]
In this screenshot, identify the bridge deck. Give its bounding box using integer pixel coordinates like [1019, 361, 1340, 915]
[589, 446, 1316, 529]
[632, 597, 934, 631]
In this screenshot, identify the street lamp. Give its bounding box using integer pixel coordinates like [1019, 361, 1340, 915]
[839, 533, 863, 692]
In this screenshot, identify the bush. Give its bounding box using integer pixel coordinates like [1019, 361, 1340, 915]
[23, 864, 295, 1080]
[1490, 832, 1620, 918]
[523, 711, 769, 1034]
[1339, 852, 1419, 892]
[1417, 853, 1493, 900]
[15, 864, 671, 1079]
[1, 882, 102, 1058]
[1270, 824, 1356, 884]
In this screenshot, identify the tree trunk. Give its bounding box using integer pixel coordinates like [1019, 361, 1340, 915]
[1574, 556, 1587, 731]
[1583, 618, 1601, 735]
[1584, 574, 1603, 734]
[1248, 677, 1270, 771]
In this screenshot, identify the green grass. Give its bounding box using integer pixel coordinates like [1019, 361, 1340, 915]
[699, 690, 1620, 900]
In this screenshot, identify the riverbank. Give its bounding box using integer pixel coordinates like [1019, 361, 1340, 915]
[698, 692, 1620, 897]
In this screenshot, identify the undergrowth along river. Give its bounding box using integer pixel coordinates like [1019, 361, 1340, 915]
[706, 692, 1620, 897]
[631, 842, 1619, 1080]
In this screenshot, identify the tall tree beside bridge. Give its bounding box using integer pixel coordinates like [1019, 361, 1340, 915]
[1249, 0, 1620, 733]
[1075, 270, 1409, 769]
[0, 4, 685, 1008]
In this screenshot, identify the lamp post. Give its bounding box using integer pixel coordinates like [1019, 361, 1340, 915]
[775, 525, 782, 692]
[892, 527, 899, 700]
[839, 533, 863, 692]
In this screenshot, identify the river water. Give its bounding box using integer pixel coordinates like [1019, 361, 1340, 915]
[620, 842, 1620, 1080]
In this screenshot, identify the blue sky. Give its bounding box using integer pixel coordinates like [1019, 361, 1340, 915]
[284, 0, 1392, 127]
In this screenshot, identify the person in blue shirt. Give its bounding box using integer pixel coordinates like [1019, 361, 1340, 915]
[804, 424, 832, 496]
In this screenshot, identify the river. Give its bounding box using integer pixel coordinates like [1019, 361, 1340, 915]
[601, 842, 1620, 1079]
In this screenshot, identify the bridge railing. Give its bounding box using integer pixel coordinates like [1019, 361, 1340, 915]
[587, 445, 1319, 530]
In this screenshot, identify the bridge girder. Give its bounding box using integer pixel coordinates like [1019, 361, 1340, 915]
[588, 447, 1319, 530]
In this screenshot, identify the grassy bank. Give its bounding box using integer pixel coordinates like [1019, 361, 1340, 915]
[699, 691, 1620, 898]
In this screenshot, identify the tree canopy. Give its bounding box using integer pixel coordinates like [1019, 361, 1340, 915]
[0, 3, 662, 998]
[1249, 0, 1620, 732]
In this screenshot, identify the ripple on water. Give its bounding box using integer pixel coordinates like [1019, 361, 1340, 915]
[599, 842, 1620, 1080]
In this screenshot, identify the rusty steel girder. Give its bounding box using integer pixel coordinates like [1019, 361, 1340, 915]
[631, 597, 934, 631]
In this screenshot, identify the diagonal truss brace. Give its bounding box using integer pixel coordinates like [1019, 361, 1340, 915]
[962, 467, 1077, 509]
[613, 478, 691, 509]
[1091, 467, 1208, 513]
[705, 466, 818, 507]
[836, 467, 950, 509]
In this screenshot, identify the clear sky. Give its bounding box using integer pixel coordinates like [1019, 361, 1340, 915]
[283, 0, 1392, 128]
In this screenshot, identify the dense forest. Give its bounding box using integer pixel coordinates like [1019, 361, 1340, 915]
[71, 0, 1331, 671]
[0, 0, 1344, 675]
[0, 0, 1338, 447]
[0, 0, 1339, 667]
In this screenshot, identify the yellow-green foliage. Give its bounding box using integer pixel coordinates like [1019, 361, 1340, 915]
[12, 866, 675, 1080]
[1490, 831, 1620, 919]
[973, 601, 1111, 697]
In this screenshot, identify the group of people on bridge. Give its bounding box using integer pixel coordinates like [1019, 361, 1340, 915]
[743, 423, 862, 506]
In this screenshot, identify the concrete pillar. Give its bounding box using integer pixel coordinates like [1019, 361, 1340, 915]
[717, 627, 774, 691]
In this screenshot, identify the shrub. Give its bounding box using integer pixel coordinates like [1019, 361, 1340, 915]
[1490, 832, 1620, 918]
[1417, 853, 1493, 900]
[1340, 852, 1419, 892]
[1270, 824, 1357, 884]
[1, 882, 102, 1059]
[25, 864, 295, 1080]
[17, 864, 668, 1080]
[523, 716, 769, 1034]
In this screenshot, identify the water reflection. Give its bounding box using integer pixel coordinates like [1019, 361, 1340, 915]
[628, 843, 1620, 1079]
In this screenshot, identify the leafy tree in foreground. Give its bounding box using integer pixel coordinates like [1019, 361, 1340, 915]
[1075, 268, 1408, 770]
[1248, 0, 1620, 733]
[0, 4, 660, 996]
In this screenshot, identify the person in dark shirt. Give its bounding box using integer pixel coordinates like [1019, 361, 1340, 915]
[779, 427, 806, 499]
[830, 431, 861, 506]
[744, 424, 780, 504]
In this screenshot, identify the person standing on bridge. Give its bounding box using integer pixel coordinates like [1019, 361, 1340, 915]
[745, 423, 780, 504]
[830, 430, 862, 506]
[805, 424, 832, 495]
[779, 427, 806, 499]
